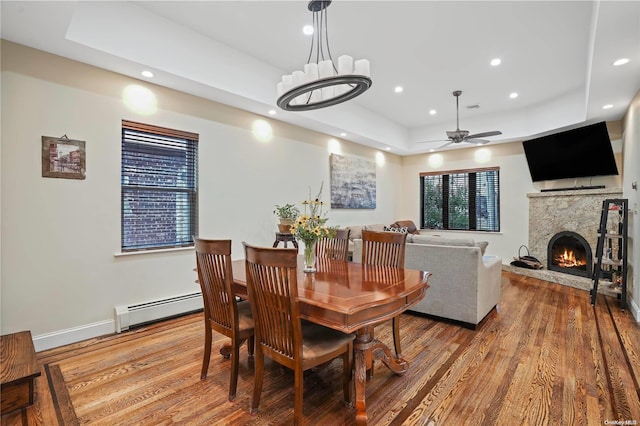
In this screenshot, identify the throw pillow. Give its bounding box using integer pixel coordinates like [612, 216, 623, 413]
[384, 225, 409, 233]
[392, 220, 420, 234]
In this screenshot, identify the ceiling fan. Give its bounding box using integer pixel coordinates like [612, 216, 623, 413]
[421, 90, 502, 148]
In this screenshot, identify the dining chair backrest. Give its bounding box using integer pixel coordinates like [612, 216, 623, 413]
[361, 229, 407, 267]
[243, 244, 300, 362]
[361, 230, 408, 359]
[243, 242, 354, 423]
[316, 228, 351, 261]
[195, 238, 237, 332]
[195, 238, 255, 401]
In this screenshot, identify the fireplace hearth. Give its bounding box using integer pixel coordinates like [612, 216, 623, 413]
[547, 231, 592, 278]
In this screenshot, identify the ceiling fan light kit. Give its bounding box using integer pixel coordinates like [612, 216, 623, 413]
[276, 0, 372, 111]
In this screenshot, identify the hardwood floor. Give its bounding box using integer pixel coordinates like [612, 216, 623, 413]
[2, 272, 639, 425]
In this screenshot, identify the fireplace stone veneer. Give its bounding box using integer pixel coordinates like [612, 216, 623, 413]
[505, 188, 622, 292]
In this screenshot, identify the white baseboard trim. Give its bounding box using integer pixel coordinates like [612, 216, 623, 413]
[628, 296, 640, 322]
[32, 319, 115, 352]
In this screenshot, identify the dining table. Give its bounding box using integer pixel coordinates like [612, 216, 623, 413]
[231, 256, 431, 425]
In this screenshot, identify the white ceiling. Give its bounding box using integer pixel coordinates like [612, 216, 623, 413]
[2, 1, 639, 155]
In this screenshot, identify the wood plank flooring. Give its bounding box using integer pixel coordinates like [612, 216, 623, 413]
[2, 272, 639, 425]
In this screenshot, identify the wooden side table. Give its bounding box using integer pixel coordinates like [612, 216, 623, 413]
[273, 232, 298, 249]
[1, 331, 41, 415]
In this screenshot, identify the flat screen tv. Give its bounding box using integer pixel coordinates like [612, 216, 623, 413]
[522, 121, 618, 182]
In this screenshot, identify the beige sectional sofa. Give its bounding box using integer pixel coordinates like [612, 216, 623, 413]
[350, 228, 502, 328]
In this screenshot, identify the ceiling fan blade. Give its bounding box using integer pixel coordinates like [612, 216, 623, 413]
[464, 138, 490, 145]
[466, 130, 502, 139]
[417, 138, 449, 144]
[437, 141, 454, 149]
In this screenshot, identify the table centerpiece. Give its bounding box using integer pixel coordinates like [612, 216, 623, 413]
[290, 183, 335, 272]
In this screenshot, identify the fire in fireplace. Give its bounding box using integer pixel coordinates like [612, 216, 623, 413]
[547, 231, 592, 278]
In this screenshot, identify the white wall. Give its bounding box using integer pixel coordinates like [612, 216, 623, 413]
[0, 41, 403, 349]
[622, 89, 640, 320]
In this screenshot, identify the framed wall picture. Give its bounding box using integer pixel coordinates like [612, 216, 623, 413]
[330, 153, 376, 209]
[42, 136, 86, 180]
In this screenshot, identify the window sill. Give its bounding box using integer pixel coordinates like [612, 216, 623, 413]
[114, 246, 194, 257]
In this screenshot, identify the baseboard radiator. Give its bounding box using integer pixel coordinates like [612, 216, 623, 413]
[115, 292, 203, 333]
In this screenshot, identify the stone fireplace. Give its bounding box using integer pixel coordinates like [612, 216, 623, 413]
[505, 187, 622, 292]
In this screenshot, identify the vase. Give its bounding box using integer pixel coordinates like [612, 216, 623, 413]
[303, 239, 317, 273]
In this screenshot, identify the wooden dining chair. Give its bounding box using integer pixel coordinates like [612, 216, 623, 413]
[316, 228, 351, 261]
[195, 238, 254, 402]
[361, 229, 407, 357]
[243, 243, 354, 425]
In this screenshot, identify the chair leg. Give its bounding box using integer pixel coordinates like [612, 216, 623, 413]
[294, 366, 304, 425]
[392, 316, 402, 356]
[229, 341, 240, 401]
[250, 348, 264, 415]
[201, 325, 212, 379]
[247, 335, 255, 357]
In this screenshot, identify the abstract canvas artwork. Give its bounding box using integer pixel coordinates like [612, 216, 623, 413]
[330, 154, 376, 209]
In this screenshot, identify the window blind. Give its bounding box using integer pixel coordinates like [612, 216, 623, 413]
[121, 120, 198, 252]
[420, 167, 500, 232]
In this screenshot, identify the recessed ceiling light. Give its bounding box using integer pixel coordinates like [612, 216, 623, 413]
[429, 109, 437, 115]
[141, 70, 154, 78]
[394, 86, 403, 93]
[602, 104, 613, 110]
[340, 132, 347, 137]
[302, 25, 314, 35]
[268, 109, 277, 115]
[509, 92, 518, 99]
[490, 58, 501, 66]
[612, 58, 629, 66]
[385, 147, 391, 151]
[429, 149, 435, 152]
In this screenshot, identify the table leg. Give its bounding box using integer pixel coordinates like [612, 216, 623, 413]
[353, 326, 409, 425]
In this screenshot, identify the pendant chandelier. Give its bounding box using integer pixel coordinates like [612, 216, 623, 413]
[276, 0, 372, 111]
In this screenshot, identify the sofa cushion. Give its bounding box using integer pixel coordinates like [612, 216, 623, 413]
[346, 225, 364, 241]
[410, 235, 476, 247]
[476, 241, 489, 255]
[346, 224, 387, 240]
[363, 224, 387, 232]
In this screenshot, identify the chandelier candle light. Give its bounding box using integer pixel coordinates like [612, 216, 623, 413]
[276, 0, 372, 111]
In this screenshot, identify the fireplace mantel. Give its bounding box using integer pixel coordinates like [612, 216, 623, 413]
[527, 187, 623, 199]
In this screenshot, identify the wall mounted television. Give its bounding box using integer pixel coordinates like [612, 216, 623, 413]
[522, 121, 618, 183]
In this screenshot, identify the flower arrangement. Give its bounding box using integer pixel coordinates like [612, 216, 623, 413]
[290, 183, 334, 242]
[289, 183, 335, 271]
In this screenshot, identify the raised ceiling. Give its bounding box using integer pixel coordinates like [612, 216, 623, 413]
[2, 1, 639, 155]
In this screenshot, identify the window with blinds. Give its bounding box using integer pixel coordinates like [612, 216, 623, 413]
[121, 120, 198, 252]
[420, 167, 500, 232]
